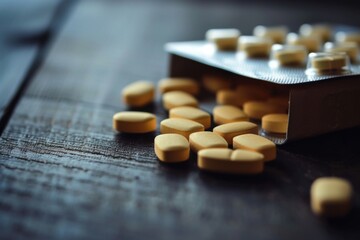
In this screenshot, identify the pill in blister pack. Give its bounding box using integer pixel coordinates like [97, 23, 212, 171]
[286, 33, 321, 53]
[270, 44, 307, 66]
[324, 42, 359, 62]
[306, 52, 351, 75]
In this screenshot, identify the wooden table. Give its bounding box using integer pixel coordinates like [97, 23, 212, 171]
[1, 1, 359, 239]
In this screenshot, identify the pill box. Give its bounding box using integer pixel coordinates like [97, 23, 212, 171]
[165, 24, 360, 144]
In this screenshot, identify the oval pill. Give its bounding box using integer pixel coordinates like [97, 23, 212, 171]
[158, 78, 199, 95]
[160, 118, 204, 139]
[253, 25, 288, 44]
[202, 75, 232, 93]
[122, 81, 155, 107]
[238, 36, 273, 57]
[271, 44, 307, 66]
[216, 90, 240, 107]
[113, 111, 156, 133]
[213, 121, 258, 145]
[198, 148, 264, 174]
[189, 131, 228, 153]
[299, 24, 331, 42]
[335, 31, 360, 46]
[311, 54, 348, 72]
[233, 134, 276, 161]
[205, 28, 240, 51]
[286, 33, 321, 53]
[162, 91, 198, 110]
[169, 106, 211, 129]
[243, 101, 287, 120]
[154, 134, 190, 163]
[324, 42, 359, 62]
[311, 177, 353, 217]
[262, 114, 289, 134]
[213, 105, 249, 125]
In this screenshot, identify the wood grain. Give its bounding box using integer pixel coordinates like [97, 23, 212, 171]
[1, 1, 360, 239]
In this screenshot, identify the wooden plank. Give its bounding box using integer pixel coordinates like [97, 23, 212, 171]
[1, 1, 360, 239]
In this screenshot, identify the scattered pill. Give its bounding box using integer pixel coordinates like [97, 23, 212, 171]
[286, 33, 321, 52]
[160, 118, 204, 139]
[213, 121, 258, 144]
[213, 105, 249, 125]
[169, 106, 211, 129]
[267, 96, 289, 109]
[262, 114, 288, 134]
[122, 81, 155, 107]
[236, 84, 271, 102]
[238, 36, 273, 57]
[202, 75, 232, 93]
[311, 177, 353, 217]
[253, 25, 288, 44]
[299, 24, 332, 42]
[335, 31, 360, 46]
[113, 111, 156, 133]
[324, 42, 359, 62]
[243, 101, 287, 120]
[206, 28, 241, 50]
[198, 148, 264, 174]
[216, 90, 240, 107]
[162, 91, 198, 110]
[158, 78, 199, 95]
[308, 52, 349, 73]
[233, 134, 276, 161]
[189, 131, 228, 153]
[271, 44, 307, 66]
[154, 134, 190, 162]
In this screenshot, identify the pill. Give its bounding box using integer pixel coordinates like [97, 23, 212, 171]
[299, 24, 331, 42]
[205, 28, 241, 51]
[267, 96, 289, 109]
[310, 53, 348, 72]
[216, 90, 240, 107]
[324, 42, 359, 62]
[335, 31, 360, 46]
[311, 177, 353, 217]
[238, 36, 273, 57]
[158, 78, 199, 95]
[286, 33, 321, 52]
[198, 148, 264, 174]
[113, 111, 156, 133]
[271, 44, 307, 66]
[202, 75, 232, 93]
[169, 106, 211, 129]
[243, 101, 287, 120]
[233, 134, 276, 161]
[253, 25, 288, 44]
[262, 114, 288, 134]
[189, 131, 228, 153]
[122, 81, 155, 107]
[236, 84, 271, 101]
[154, 134, 190, 163]
[162, 91, 198, 110]
[213, 121, 258, 144]
[213, 105, 249, 125]
[160, 118, 204, 139]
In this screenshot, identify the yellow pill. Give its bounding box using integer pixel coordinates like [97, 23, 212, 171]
[311, 54, 347, 71]
[271, 44, 307, 66]
[299, 24, 332, 42]
[236, 84, 271, 102]
[213, 105, 249, 125]
[154, 134, 190, 163]
[198, 148, 264, 174]
[162, 91, 198, 110]
[238, 36, 273, 57]
[216, 90, 240, 106]
[253, 25, 288, 44]
[233, 134, 276, 161]
[213, 121, 258, 145]
[169, 106, 211, 129]
[324, 42, 359, 62]
[160, 118, 204, 139]
[189, 131, 228, 153]
[113, 111, 156, 133]
[243, 101, 287, 120]
[311, 177, 353, 217]
[262, 114, 289, 134]
[286, 33, 321, 52]
[205, 28, 241, 51]
[158, 78, 199, 95]
[202, 75, 232, 93]
[335, 31, 360, 46]
[121, 81, 155, 107]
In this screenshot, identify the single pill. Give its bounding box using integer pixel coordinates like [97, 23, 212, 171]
[335, 31, 360, 46]
[233, 134, 276, 161]
[160, 118, 204, 139]
[238, 36, 273, 57]
[158, 78, 199, 95]
[154, 134, 190, 163]
[267, 96, 289, 109]
[189, 131, 228, 153]
[253, 25, 288, 44]
[243, 101, 287, 120]
[122, 81, 155, 107]
[271, 44, 307, 66]
[262, 114, 289, 134]
[236, 84, 271, 101]
[213, 121, 258, 145]
[213, 105, 249, 125]
[216, 90, 240, 107]
[311, 53, 348, 71]
[311, 177, 353, 217]
[198, 148, 264, 174]
[162, 91, 198, 110]
[205, 28, 241, 51]
[169, 106, 211, 129]
[286, 32, 321, 52]
[113, 111, 156, 133]
[299, 24, 332, 42]
[202, 75, 232, 93]
[324, 42, 359, 62]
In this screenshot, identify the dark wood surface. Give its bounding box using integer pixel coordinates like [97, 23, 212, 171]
[1, 1, 360, 239]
